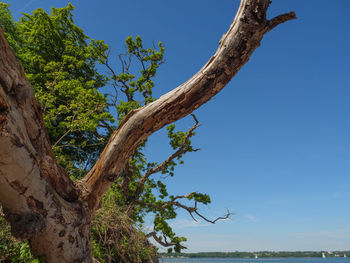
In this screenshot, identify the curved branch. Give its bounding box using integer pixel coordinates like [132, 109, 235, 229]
[146, 231, 186, 249]
[98, 119, 114, 134]
[194, 208, 233, 224]
[265, 12, 296, 33]
[136, 192, 233, 225]
[82, 0, 296, 212]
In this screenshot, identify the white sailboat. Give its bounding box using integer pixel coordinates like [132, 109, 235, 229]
[322, 252, 326, 258]
[255, 255, 258, 259]
[344, 254, 347, 258]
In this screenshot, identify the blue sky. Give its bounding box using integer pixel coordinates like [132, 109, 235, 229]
[7, 0, 350, 253]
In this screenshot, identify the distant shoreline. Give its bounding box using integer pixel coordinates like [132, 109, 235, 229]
[159, 251, 350, 259]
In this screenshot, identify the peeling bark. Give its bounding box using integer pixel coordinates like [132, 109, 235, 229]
[4, 209, 45, 239]
[0, 0, 295, 262]
[0, 26, 92, 262]
[0, 27, 79, 202]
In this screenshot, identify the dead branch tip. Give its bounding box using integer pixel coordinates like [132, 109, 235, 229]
[266, 11, 296, 33]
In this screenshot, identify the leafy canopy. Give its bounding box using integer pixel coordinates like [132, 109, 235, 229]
[1, 2, 114, 177]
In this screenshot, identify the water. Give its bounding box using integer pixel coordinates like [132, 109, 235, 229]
[161, 258, 350, 263]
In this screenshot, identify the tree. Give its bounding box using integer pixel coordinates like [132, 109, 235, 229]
[0, 0, 295, 262]
[0, 4, 224, 261]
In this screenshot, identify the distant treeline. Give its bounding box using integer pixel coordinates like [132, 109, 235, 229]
[160, 251, 350, 258]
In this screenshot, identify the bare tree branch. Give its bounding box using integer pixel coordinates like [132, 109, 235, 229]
[139, 114, 199, 186]
[265, 12, 296, 33]
[98, 119, 114, 134]
[195, 208, 233, 224]
[117, 114, 200, 213]
[80, 0, 296, 212]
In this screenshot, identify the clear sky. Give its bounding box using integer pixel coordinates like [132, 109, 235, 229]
[7, 0, 350, 253]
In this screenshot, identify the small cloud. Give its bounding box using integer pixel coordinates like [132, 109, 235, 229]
[333, 190, 350, 199]
[292, 228, 350, 239]
[245, 215, 257, 222]
[170, 219, 211, 229]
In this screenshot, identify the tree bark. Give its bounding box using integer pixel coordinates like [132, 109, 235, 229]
[0, 0, 295, 262]
[0, 27, 92, 262]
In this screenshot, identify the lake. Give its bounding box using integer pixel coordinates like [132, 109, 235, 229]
[160, 258, 350, 263]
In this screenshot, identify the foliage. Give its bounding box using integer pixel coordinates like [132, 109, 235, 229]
[0, 2, 114, 178]
[101, 35, 213, 253]
[91, 191, 158, 263]
[0, 2, 223, 262]
[0, 216, 45, 262]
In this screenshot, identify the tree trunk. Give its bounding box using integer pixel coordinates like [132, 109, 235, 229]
[0, 26, 93, 262]
[0, 0, 295, 262]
